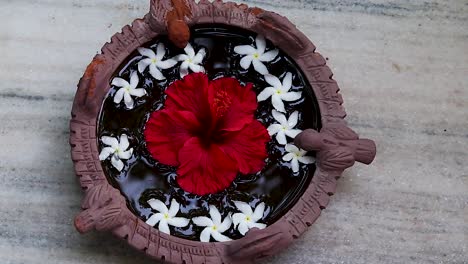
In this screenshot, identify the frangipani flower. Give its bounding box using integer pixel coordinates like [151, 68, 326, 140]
[267, 110, 302, 145]
[258, 72, 302, 113]
[192, 205, 232, 242]
[137, 43, 177, 80]
[176, 43, 206, 78]
[145, 199, 190, 235]
[144, 73, 270, 195]
[99, 134, 133, 171]
[111, 72, 146, 109]
[283, 144, 315, 173]
[232, 201, 267, 236]
[234, 34, 278, 75]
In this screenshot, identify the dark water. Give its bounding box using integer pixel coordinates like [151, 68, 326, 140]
[97, 25, 321, 241]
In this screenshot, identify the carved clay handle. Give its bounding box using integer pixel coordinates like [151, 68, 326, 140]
[148, 0, 191, 48]
[295, 129, 376, 170]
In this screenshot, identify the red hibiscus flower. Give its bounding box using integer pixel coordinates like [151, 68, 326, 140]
[144, 73, 270, 195]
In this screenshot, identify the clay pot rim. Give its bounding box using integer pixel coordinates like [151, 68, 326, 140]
[70, 1, 372, 263]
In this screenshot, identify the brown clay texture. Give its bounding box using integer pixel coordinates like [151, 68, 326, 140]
[70, 0, 376, 263]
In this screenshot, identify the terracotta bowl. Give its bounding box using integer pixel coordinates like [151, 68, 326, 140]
[70, 1, 376, 263]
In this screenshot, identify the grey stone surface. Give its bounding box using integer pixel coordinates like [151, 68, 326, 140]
[0, 0, 467, 263]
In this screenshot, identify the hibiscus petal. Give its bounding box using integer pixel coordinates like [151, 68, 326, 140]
[145, 110, 200, 166]
[177, 138, 238, 195]
[168, 199, 180, 217]
[184, 43, 195, 58]
[238, 222, 249, 236]
[118, 149, 132, 160]
[209, 205, 222, 226]
[272, 110, 288, 125]
[158, 220, 170, 235]
[264, 74, 282, 89]
[257, 87, 275, 102]
[209, 78, 257, 132]
[267, 124, 282, 136]
[252, 202, 265, 222]
[219, 121, 270, 174]
[111, 77, 129, 88]
[101, 136, 118, 148]
[234, 201, 253, 216]
[99, 147, 115, 160]
[298, 156, 315, 164]
[129, 72, 139, 88]
[212, 231, 232, 242]
[275, 131, 287, 145]
[157, 59, 177, 69]
[165, 73, 211, 121]
[252, 59, 269, 75]
[234, 45, 256, 55]
[283, 153, 295, 162]
[255, 35, 266, 54]
[148, 199, 168, 213]
[271, 94, 286, 113]
[291, 158, 300, 173]
[149, 63, 165, 80]
[111, 155, 124, 171]
[145, 213, 163, 226]
[123, 92, 134, 109]
[168, 217, 190, 227]
[137, 47, 156, 59]
[280, 91, 302, 102]
[129, 88, 146, 97]
[259, 49, 278, 62]
[240, 55, 253, 70]
[192, 216, 214, 227]
[282, 72, 293, 91]
[156, 43, 166, 60]
[113, 88, 125, 104]
[200, 227, 211, 242]
[138, 58, 152, 73]
[288, 111, 299, 127]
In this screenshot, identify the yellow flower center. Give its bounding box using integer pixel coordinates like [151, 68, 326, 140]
[276, 90, 282, 94]
[253, 53, 259, 59]
[245, 216, 251, 222]
[212, 225, 218, 231]
[125, 86, 130, 92]
[188, 58, 193, 63]
[151, 58, 157, 63]
[164, 213, 169, 219]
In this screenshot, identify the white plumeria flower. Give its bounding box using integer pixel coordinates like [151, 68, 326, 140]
[99, 134, 133, 172]
[268, 110, 302, 145]
[232, 201, 267, 236]
[176, 43, 206, 78]
[145, 199, 190, 235]
[258, 72, 302, 113]
[137, 43, 177, 80]
[283, 144, 315, 173]
[192, 205, 232, 242]
[234, 34, 278, 75]
[111, 72, 146, 109]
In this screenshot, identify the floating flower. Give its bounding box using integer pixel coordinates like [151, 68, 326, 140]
[283, 144, 315, 173]
[176, 43, 206, 78]
[98, 134, 133, 171]
[192, 205, 232, 242]
[145, 199, 190, 235]
[232, 201, 267, 236]
[111, 72, 146, 109]
[234, 34, 278, 75]
[267, 110, 302, 145]
[137, 43, 177, 80]
[144, 73, 270, 195]
[258, 72, 302, 113]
